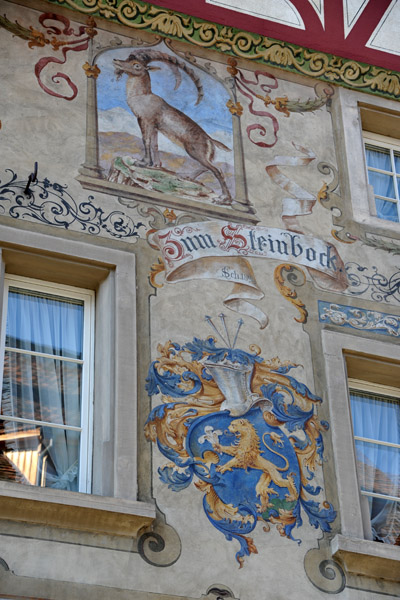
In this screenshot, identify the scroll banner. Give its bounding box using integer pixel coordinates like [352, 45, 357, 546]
[149, 222, 348, 329]
[265, 144, 316, 231]
[265, 144, 343, 290]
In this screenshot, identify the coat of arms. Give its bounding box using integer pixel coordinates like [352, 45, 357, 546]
[145, 316, 336, 566]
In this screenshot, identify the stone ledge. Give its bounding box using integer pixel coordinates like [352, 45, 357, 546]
[0, 482, 155, 538]
[331, 534, 400, 582]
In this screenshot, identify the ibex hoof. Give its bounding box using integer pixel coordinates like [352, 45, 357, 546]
[213, 196, 233, 206]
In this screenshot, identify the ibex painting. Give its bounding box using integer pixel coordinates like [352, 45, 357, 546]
[112, 50, 233, 205]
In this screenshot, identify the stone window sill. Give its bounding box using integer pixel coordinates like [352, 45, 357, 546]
[331, 534, 400, 582]
[0, 481, 155, 538]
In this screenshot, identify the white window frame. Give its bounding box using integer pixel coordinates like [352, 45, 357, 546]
[363, 132, 400, 223]
[322, 329, 400, 580]
[0, 275, 95, 494]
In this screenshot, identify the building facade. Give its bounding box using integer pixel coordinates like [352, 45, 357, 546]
[0, 0, 399, 598]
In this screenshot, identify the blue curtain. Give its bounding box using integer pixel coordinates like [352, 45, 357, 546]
[1, 289, 84, 491]
[350, 391, 400, 544]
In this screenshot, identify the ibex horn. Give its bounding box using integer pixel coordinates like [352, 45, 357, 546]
[126, 49, 204, 105]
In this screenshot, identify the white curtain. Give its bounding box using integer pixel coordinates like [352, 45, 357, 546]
[1, 289, 83, 491]
[365, 146, 398, 222]
[351, 391, 400, 545]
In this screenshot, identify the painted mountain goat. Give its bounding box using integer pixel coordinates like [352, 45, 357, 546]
[113, 50, 232, 204]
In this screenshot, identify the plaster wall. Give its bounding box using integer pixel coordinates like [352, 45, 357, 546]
[0, 1, 399, 598]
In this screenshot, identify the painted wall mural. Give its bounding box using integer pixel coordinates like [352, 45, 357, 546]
[97, 42, 241, 209]
[79, 34, 336, 223]
[0, 169, 144, 239]
[145, 317, 336, 566]
[0, 12, 96, 100]
[225, 59, 334, 152]
[319, 301, 400, 337]
[345, 262, 400, 305]
[148, 220, 347, 327]
[46, 0, 400, 100]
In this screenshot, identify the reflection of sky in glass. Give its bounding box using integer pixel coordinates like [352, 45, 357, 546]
[355, 440, 400, 483]
[96, 46, 233, 135]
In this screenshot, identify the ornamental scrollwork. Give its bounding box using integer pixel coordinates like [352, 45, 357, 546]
[0, 169, 145, 239]
[0, 13, 97, 100]
[46, 0, 400, 99]
[304, 547, 346, 594]
[274, 264, 308, 323]
[319, 301, 400, 337]
[138, 520, 181, 567]
[361, 234, 400, 256]
[345, 262, 400, 304]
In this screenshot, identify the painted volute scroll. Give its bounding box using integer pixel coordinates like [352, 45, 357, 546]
[1, 1, 400, 598]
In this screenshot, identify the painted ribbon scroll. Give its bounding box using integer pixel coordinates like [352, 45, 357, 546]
[149, 221, 347, 327]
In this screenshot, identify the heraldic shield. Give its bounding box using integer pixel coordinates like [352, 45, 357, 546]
[145, 319, 336, 567]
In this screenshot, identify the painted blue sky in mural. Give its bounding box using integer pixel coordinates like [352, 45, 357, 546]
[96, 45, 233, 137]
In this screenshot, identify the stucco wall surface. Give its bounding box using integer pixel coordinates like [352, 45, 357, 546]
[0, 1, 399, 598]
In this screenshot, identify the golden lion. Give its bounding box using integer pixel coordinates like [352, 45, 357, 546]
[213, 418, 298, 512]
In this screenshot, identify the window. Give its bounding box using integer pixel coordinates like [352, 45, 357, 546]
[0, 275, 94, 494]
[322, 330, 400, 582]
[334, 92, 400, 231]
[348, 380, 400, 546]
[0, 229, 155, 537]
[364, 133, 400, 223]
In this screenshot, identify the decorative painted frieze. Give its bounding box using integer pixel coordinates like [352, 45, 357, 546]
[319, 301, 400, 337]
[45, 0, 400, 99]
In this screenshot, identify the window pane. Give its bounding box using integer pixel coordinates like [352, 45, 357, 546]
[1, 351, 82, 427]
[365, 496, 400, 545]
[394, 151, 400, 174]
[355, 439, 399, 498]
[375, 198, 399, 222]
[6, 289, 84, 359]
[365, 145, 392, 171]
[350, 391, 399, 445]
[368, 170, 396, 199]
[0, 420, 80, 491]
[351, 389, 400, 545]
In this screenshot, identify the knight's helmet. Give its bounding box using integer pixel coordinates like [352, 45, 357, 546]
[202, 315, 272, 417]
